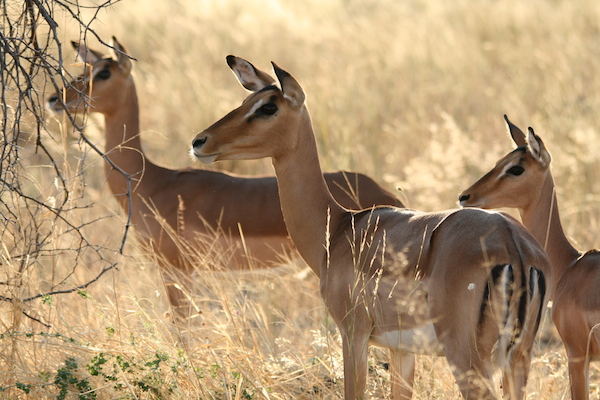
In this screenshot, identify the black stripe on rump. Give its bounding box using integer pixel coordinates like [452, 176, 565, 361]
[516, 261, 528, 338]
[529, 266, 546, 333]
[478, 264, 514, 331]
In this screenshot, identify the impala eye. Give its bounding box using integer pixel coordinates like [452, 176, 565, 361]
[257, 103, 277, 116]
[506, 165, 524, 176]
[95, 69, 111, 80]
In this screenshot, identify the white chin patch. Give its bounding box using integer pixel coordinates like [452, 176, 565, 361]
[189, 146, 219, 164]
[460, 199, 482, 208]
[195, 154, 218, 164]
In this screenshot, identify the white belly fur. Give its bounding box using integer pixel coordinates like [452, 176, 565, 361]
[370, 323, 444, 356]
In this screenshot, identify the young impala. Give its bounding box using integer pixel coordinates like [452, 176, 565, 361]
[191, 56, 552, 399]
[459, 115, 600, 400]
[47, 38, 403, 317]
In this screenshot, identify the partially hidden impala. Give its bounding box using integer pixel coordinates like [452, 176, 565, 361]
[191, 56, 552, 399]
[47, 38, 404, 318]
[459, 115, 600, 400]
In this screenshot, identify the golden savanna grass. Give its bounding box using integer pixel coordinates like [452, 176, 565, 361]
[2, 0, 600, 398]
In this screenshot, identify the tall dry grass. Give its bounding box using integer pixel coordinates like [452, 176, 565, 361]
[2, 0, 600, 398]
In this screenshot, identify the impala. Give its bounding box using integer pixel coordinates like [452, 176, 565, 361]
[191, 56, 552, 399]
[459, 115, 600, 400]
[47, 38, 403, 317]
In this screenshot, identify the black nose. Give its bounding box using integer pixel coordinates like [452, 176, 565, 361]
[459, 193, 470, 202]
[192, 136, 207, 148]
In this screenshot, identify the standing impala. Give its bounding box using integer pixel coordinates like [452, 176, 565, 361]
[191, 56, 552, 399]
[459, 116, 600, 400]
[47, 38, 403, 317]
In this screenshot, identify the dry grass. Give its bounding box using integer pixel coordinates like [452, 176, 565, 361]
[2, 0, 600, 398]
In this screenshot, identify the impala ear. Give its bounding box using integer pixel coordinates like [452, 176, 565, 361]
[72, 41, 103, 64]
[226, 55, 275, 92]
[527, 127, 551, 167]
[272, 62, 305, 109]
[504, 114, 527, 147]
[111, 36, 132, 76]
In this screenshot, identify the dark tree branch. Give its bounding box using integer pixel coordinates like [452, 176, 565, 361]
[0, 0, 135, 329]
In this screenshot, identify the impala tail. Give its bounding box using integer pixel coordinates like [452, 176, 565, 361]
[479, 262, 546, 370]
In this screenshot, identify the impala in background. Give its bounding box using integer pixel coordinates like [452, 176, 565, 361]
[47, 38, 404, 318]
[459, 115, 600, 400]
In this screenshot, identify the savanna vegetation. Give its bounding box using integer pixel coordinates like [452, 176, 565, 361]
[1, 0, 600, 398]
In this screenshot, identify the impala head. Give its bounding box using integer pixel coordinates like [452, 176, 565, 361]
[47, 36, 133, 116]
[459, 115, 552, 210]
[191, 56, 306, 164]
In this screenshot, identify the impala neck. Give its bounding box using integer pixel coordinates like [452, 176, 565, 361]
[101, 80, 153, 206]
[519, 171, 580, 286]
[271, 109, 345, 276]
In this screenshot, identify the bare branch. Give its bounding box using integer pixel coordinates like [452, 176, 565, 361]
[0, 0, 135, 327]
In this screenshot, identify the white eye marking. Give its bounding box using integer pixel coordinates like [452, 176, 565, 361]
[499, 160, 519, 177]
[468, 283, 476, 291]
[243, 99, 264, 120]
[91, 66, 103, 80]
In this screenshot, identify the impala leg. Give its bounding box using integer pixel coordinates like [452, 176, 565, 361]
[452, 367, 495, 399]
[389, 349, 415, 400]
[434, 322, 495, 399]
[555, 313, 591, 400]
[160, 266, 195, 323]
[164, 282, 191, 319]
[342, 330, 370, 400]
[501, 350, 531, 400]
[567, 356, 589, 400]
[443, 345, 496, 400]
